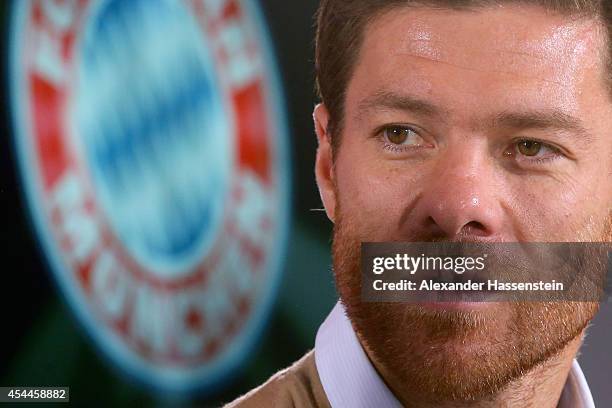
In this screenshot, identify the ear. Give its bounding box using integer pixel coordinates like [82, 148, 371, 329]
[313, 103, 337, 223]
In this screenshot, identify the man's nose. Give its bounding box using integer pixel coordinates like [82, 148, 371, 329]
[410, 145, 504, 240]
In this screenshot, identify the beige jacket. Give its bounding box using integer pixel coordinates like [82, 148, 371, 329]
[225, 351, 331, 408]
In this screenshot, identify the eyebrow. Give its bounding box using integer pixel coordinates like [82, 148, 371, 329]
[357, 90, 445, 118]
[492, 111, 592, 141]
[357, 90, 593, 141]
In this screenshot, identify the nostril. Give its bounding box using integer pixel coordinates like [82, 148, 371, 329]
[425, 217, 490, 240]
[462, 221, 488, 235]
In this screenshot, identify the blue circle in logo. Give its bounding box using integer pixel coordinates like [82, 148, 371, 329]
[74, 0, 234, 277]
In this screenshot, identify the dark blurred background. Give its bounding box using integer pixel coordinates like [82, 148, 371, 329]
[0, 1, 609, 407]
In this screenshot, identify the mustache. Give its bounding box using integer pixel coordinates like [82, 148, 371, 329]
[368, 232, 502, 244]
[344, 213, 612, 244]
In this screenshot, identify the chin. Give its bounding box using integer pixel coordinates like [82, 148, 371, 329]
[340, 290, 597, 402]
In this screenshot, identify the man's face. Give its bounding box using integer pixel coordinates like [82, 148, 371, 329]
[315, 5, 612, 403]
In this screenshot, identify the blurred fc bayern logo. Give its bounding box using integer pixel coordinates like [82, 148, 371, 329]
[10, 0, 290, 392]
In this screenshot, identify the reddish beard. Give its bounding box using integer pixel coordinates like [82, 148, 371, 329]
[331, 206, 609, 403]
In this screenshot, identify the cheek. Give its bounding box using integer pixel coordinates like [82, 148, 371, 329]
[506, 171, 608, 241]
[335, 151, 423, 240]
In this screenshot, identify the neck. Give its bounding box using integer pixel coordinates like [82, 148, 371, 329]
[365, 333, 584, 408]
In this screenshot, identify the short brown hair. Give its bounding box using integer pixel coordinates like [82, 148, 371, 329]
[315, 0, 612, 149]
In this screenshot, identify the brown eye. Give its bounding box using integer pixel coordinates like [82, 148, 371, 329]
[517, 140, 542, 156]
[383, 126, 421, 145]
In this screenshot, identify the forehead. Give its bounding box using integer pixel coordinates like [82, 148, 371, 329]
[351, 5, 607, 116]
